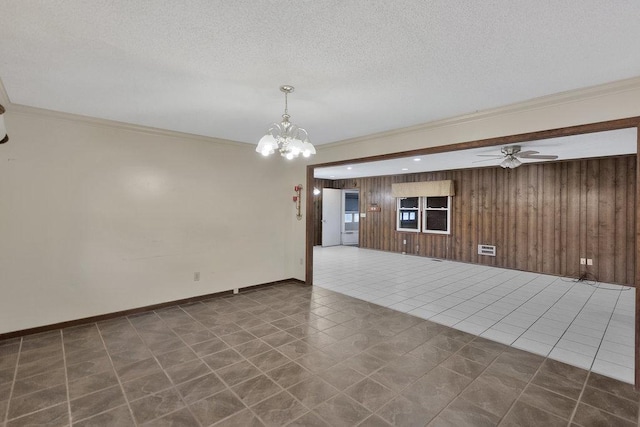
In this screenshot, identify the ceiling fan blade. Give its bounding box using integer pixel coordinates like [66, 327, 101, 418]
[519, 154, 559, 160]
[472, 158, 502, 163]
[475, 155, 504, 158]
[514, 150, 539, 157]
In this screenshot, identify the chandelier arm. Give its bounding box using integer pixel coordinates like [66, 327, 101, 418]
[270, 123, 282, 135]
[297, 127, 309, 139]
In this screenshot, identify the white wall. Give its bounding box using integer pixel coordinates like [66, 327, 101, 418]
[0, 108, 297, 333]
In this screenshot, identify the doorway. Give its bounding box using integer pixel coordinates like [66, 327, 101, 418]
[321, 188, 360, 247]
[342, 190, 359, 246]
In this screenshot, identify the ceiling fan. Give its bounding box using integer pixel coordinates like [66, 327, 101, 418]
[475, 145, 558, 169]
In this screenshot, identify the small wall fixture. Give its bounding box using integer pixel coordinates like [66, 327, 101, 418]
[0, 104, 8, 144]
[256, 85, 316, 159]
[293, 185, 303, 220]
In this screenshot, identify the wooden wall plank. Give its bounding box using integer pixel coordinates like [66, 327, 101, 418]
[579, 161, 588, 278]
[628, 157, 637, 285]
[515, 168, 528, 271]
[585, 160, 600, 279]
[541, 164, 556, 274]
[506, 170, 518, 270]
[634, 126, 640, 389]
[598, 158, 616, 282]
[614, 157, 627, 284]
[527, 165, 539, 272]
[558, 163, 568, 276]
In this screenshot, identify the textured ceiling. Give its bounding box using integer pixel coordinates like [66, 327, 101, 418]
[1, 1, 640, 145]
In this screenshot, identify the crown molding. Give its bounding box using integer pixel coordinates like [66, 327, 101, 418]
[319, 75, 640, 150]
[8, 103, 252, 148]
[0, 77, 251, 149]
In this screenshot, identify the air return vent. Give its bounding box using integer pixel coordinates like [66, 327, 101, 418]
[478, 245, 496, 257]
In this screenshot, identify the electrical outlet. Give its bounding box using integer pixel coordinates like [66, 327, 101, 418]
[194, 272, 200, 281]
[580, 258, 586, 265]
[587, 259, 593, 266]
[403, 239, 407, 245]
[299, 258, 303, 265]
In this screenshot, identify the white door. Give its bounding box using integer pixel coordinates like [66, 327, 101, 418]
[322, 188, 342, 247]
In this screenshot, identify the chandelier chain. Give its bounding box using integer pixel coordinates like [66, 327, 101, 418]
[284, 91, 288, 116]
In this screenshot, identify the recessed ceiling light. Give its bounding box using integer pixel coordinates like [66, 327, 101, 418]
[402, 168, 409, 171]
[347, 167, 352, 170]
[413, 158, 421, 161]
[330, 175, 335, 178]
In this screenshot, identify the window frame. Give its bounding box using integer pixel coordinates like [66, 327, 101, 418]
[396, 197, 421, 232]
[422, 195, 451, 235]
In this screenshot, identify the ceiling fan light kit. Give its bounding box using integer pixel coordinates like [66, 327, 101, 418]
[256, 85, 316, 160]
[500, 156, 521, 169]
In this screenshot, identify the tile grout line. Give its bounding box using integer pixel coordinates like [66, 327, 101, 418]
[492, 277, 588, 357]
[60, 329, 72, 426]
[549, 281, 612, 368]
[419, 343, 508, 425]
[584, 286, 625, 374]
[495, 352, 563, 425]
[2, 338, 22, 425]
[426, 330, 556, 425]
[4, 335, 74, 423]
[448, 273, 565, 342]
[566, 370, 591, 426]
[96, 321, 139, 427]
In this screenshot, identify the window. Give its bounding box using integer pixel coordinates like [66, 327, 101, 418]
[397, 197, 420, 231]
[423, 196, 451, 234]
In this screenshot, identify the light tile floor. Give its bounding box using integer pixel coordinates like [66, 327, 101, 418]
[314, 246, 636, 384]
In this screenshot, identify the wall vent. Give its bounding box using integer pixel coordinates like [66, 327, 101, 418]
[478, 244, 496, 257]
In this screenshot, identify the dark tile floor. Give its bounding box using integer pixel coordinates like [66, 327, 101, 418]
[0, 282, 638, 426]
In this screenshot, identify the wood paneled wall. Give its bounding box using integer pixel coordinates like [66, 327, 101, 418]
[317, 156, 636, 285]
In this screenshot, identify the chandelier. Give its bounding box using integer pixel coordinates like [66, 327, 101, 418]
[256, 85, 316, 159]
